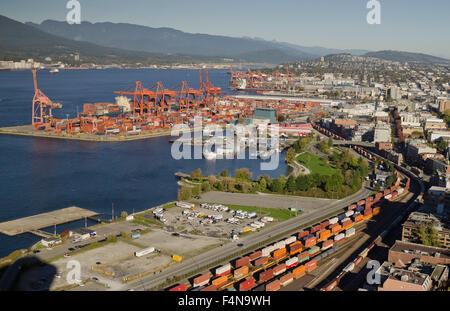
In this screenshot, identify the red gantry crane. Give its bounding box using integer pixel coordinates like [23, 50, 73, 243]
[32, 69, 62, 129]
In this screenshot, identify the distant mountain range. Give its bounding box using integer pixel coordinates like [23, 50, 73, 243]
[364, 50, 449, 65]
[26, 19, 372, 64]
[1, 15, 447, 66]
[0, 15, 224, 65]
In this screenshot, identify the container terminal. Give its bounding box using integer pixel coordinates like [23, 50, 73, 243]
[0, 69, 322, 142]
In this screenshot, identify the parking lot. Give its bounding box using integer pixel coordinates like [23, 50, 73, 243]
[155, 202, 276, 239]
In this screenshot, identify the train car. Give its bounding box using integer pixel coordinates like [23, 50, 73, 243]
[265, 279, 281, 291]
[273, 263, 287, 276]
[201, 284, 217, 292]
[310, 224, 322, 234]
[320, 220, 330, 229]
[235, 256, 250, 268]
[249, 250, 262, 261]
[304, 236, 317, 248]
[321, 239, 333, 250]
[285, 257, 299, 269]
[345, 210, 355, 217]
[254, 256, 268, 268]
[273, 248, 287, 260]
[298, 251, 310, 264]
[193, 274, 211, 288]
[280, 273, 294, 287]
[334, 233, 345, 243]
[329, 217, 339, 225]
[331, 223, 342, 235]
[345, 228, 356, 238]
[239, 278, 255, 291]
[342, 220, 353, 230]
[298, 230, 310, 239]
[305, 259, 318, 272]
[259, 269, 274, 283]
[169, 283, 187, 291]
[215, 263, 231, 277]
[233, 266, 249, 279]
[308, 245, 321, 257]
[353, 213, 363, 223]
[348, 204, 357, 211]
[288, 241, 303, 255]
[292, 265, 306, 279]
[319, 229, 331, 241]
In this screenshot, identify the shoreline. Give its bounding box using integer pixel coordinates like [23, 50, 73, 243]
[0, 125, 176, 142]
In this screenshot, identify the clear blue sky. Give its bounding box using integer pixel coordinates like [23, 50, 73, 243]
[1, 0, 450, 58]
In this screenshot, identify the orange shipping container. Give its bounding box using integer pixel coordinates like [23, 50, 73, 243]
[254, 256, 268, 267]
[212, 275, 229, 287]
[273, 248, 286, 259]
[319, 229, 331, 241]
[373, 207, 380, 215]
[233, 266, 249, 279]
[342, 220, 353, 230]
[292, 265, 306, 279]
[354, 214, 363, 222]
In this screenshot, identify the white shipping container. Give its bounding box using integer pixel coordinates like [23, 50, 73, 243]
[280, 277, 293, 286]
[285, 257, 298, 267]
[397, 188, 404, 194]
[273, 267, 286, 276]
[329, 217, 339, 224]
[341, 217, 350, 223]
[262, 247, 271, 257]
[216, 263, 231, 276]
[284, 236, 296, 245]
[345, 210, 355, 217]
[334, 233, 345, 242]
[134, 247, 155, 257]
[385, 194, 392, 200]
[345, 228, 356, 238]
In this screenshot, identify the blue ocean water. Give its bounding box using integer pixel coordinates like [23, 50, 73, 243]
[0, 69, 288, 257]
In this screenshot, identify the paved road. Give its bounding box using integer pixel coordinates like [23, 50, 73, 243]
[121, 184, 372, 291]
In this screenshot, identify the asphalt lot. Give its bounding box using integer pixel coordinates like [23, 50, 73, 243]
[121, 183, 371, 291]
[193, 191, 335, 211]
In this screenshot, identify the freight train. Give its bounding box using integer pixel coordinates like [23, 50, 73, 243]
[167, 123, 420, 292]
[312, 122, 424, 291]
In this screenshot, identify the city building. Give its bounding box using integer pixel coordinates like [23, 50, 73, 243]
[401, 211, 450, 249]
[373, 122, 391, 143]
[388, 240, 450, 266]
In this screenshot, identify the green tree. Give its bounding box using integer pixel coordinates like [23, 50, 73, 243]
[286, 175, 297, 192]
[259, 177, 267, 191]
[235, 168, 252, 181]
[417, 223, 440, 247]
[437, 139, 448, 153]
[220, 169, 228, 177]
[190, 168, 202, 180]
[120, 211, 128, 219]
[201, 181, 211, 192]
[286, 147, 295, 164]
[271, 178, 284, 193]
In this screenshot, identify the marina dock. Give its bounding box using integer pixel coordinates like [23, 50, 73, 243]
[0, 206, 98, 236]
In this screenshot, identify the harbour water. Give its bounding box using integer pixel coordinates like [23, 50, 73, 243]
[0, 69, 288, 257]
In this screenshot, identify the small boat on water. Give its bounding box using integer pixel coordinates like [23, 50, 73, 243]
[49, 68, 59, 74]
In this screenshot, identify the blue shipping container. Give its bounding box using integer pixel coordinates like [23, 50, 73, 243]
[131, 233, 141, 239]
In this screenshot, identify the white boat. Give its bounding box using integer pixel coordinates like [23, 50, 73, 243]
[203, 150, 217, 160]
[49, 68, 59, 74]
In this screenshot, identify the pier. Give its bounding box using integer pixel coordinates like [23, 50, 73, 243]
[0, 206, 98, 236]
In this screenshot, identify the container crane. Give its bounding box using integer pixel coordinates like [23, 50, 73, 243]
[31, 69, 62, 129]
